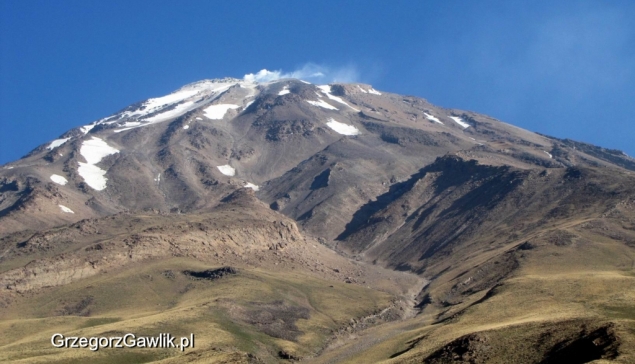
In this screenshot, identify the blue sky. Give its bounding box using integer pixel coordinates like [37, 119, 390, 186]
[1, 1, 634, 164]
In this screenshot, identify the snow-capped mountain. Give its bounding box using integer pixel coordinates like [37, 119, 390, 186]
[1, 70, 634, 237]
[2, 70, 635, 363]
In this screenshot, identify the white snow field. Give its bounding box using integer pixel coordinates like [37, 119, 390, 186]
[50, 174, 68, 186]
[47, 138, 70, 150]
[204, 104, 240, 119]
[117, 79, 234, 121]
[144, 101, 195, 123]
[77, 137, 119, 190]
[58, 205, 74, 214]
[326, 118, 360, 136]
[244, 182, 260, 191]
[449, 116, 470, 128]
[424, 113, 443, 124]
[87, 79, 239, 132]
[244, 100, 255, 109]
[306, 99, 338, 110]
[217, 164, 235, 176]
[80, 124, 95, 134]
[317, 85, 359, 111]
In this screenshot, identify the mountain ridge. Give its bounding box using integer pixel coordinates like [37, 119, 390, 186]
[1, 72, 635, 363]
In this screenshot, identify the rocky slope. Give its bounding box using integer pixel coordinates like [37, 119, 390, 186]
[1, 73, 635, 363]
[2, 76, 633, 238]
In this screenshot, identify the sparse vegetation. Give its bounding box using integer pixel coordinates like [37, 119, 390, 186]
[1, 79, 635, 362]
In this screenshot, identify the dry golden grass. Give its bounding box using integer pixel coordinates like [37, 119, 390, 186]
[310, 223, 635, 363]
[0, 257, 396, 363]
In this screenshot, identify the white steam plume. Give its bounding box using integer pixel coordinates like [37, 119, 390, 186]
[243, 63, 359, 83]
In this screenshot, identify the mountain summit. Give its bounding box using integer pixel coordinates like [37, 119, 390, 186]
[2, 72, 633, 236]
[1, 72, 634, 363]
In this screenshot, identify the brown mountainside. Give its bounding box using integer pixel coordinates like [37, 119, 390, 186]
[1, 76, 634, 363]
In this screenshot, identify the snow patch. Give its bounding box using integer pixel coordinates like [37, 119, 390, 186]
[368, 88, 381, 95]
[243, 100, 255, 109]
[424, 113, 443, 124]
[47, 138, 70, 150]
[183, 125, 189, 130]
[114, 110, 197, 132]
[119, 89, 201, 121]
[101, 80, 238, 130]
[77, 137, 119, 191]
[326, 118, 360, 136]
[80, 124, 95, 134]
[544, 151, 553, 159]
[449, 116, 470, 128]
[357, 86, 368, 93]
[113, 126, 143, 133]
[50, 174, 68, 186]
[121, 121, 142, 127]
[217, 164, 235, 176]
[144, 101, 195, 123]
[58, 205, 74, 214]
[278, 86, 290, 96]
[306, 99, 338, 110]
[154, 173, 161, 183]
[78, 164, 110, 190]
[143, 90, 200, 111]
[244, 182, 259, 191]
[317, 85, 359, 111]
[300, 80, 311, 84]
[195, 117, 202, 120]
[79, 137, 119, 164]
[204, 104, 240, 119]
[317, 85, 332, 94]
